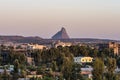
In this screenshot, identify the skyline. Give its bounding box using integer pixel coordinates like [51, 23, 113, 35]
[0, 0, 120, 40]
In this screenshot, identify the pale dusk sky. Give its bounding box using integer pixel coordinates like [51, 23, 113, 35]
[0, 0, 120, 40]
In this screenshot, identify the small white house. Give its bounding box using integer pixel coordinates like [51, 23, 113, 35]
[74, 57, 93, 64]
[74, 57, 82, 64]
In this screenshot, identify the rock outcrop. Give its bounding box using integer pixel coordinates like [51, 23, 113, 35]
[52, 27, 69, 39]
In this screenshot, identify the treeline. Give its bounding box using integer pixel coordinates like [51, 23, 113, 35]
[31, 45, 119, 65]
[0, 45, 120, 80]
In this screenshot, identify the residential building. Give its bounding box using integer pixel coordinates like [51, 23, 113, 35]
[74, 57, 82, 64]
[81, 66, 93, 80]
[81, 57, 93, 63]
[27, 57, 34, 65]
[54, 40, 72, 48]
[27, 44, 46, 50]
[74, 57, 93, 64]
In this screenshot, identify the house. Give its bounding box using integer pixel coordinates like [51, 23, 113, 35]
[27, 44, 46, 50]
[74, 57, 93, 64]
[81, 66, 93, 80]
[27, 57, 34, 65]
[26, 75, 43, 79]
[81, 57, 93, 63]
[74, 57, 82, 64]
[54, 40, 72, 48]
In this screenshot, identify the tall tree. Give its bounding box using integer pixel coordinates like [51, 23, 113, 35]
[13, 59, 20, 80]
[106, 58, 116, 80]
[92, 58, 104, 80]
[2, 66, 11, 80]
[13, 59, 20, 73]
[61, 53, 74, 80]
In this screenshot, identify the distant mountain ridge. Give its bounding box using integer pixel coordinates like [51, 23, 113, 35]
[52, 27, 69, 39]
[0, 35, 119, 44]
[0, 31, 120, 45]
[0, 36, 43, 43]
[0, 27, 119, 44]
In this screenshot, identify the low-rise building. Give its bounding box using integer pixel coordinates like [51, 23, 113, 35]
[54, 40, 72, 48]
[81, 66, 93, 80]
[26, 75, 43, 79]
[81, 57, 93, 63]
[27, 57, 34, 65]
[118, 44, 120, 55]
[74, 57, 93, 64]
[74, 57, 82, 64]
[99, 42, 119, 55]
[27, 44, 46, 50]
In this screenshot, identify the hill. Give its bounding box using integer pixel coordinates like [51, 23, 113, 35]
[0, 36, 43, 43]
[0, 35, 119, 44]
[52, 27, 69, 39]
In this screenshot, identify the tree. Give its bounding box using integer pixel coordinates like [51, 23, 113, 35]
[106, 58, 116, 80]
[51, 61, 57, 72]
[9, 51, 26, 65]
[61, 53, 74, 80]
[117, 57, 120, 68]
[13, 59, 20, 80]
[32, 50, 42, 65]
[2, 66, 11, 80]
[42, 76, 53, 80]
[92, 49, 98, 57]
[20, 69, 27, 78]
[0, 55, 3, 65]
[71, 63, 81, 80]
[13, 59, 20, 73]
[69, 45, 80, 56]
[92, 58, 104, 80]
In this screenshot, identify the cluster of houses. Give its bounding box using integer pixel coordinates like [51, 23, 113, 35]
[1, 41, 120, 55]
[74, 57, 93, 79]
[0, 41, 120, 79]
[98, 42, 120, 55]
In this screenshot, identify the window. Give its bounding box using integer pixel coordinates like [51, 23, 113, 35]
[82, 59, 84, 61]
[89, 59, 91, 61]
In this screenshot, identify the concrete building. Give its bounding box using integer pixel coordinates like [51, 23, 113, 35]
[109, 42, 119, 55]
[99, 42, 119, 55]
[118, 44, 120, 54]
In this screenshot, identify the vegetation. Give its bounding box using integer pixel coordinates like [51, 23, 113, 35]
[0, 44, 119, 80]
[92, 58, 104, 80]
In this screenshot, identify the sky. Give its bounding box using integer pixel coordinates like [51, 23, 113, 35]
[0, 0, 120, 40]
